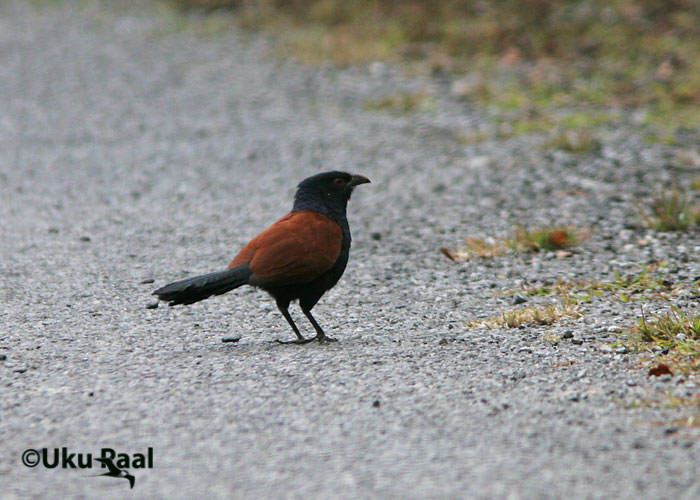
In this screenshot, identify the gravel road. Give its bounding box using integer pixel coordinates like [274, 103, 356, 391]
[2, 1, 699, 498]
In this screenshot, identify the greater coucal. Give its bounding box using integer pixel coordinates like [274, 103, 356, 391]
[153, 171, 370, 343]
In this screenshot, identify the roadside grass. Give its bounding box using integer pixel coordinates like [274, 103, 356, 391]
[441, 225, 584, 261]
[507, 225, 584, 252]
[466, 301, 582, 329]
[627, 390, 700, 413]
[364, 92, 433, 115]
[459, 108, 615, 147]
[503, 110, 616, 138]
[606, 267, 675, 303]
[637, 188, 700, 231]
[468, 264, 686, 330]
[542, 128, 601, 154]
[660, 413, 700, 429]
[171, 0, 700, 137]
[504, 265, 676, 304]
[440, 237, 508, 261]
[629, 307, 700, 374]
[471, 267, 700, 377]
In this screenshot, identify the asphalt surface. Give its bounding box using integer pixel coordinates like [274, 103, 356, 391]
[2, 1, 699, 498]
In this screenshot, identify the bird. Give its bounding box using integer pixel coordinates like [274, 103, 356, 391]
[153, 171, 370, 344]
[94, 458, 135, 489]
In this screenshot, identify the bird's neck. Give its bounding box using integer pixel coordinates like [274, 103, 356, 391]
[292, 191, 350, 230]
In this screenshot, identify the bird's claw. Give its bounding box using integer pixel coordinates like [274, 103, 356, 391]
[316, 336, 338, 343]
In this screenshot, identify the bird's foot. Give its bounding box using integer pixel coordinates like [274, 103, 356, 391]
[314, 335, 338, 344]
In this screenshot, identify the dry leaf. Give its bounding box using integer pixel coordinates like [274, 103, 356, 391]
[440, 247, 456, 261]
[548, 230, 570, 248]
[648, 363, 673, 377]
[555, 190, 587, 198]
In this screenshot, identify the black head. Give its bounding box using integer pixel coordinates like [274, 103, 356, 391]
[297, 171, 370, 201]
[293, 171, 370, 221]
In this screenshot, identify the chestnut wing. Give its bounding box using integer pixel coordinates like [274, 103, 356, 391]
[228, 211, 343, 286]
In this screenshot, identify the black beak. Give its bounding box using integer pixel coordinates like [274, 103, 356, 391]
[348, 175, 371, 187]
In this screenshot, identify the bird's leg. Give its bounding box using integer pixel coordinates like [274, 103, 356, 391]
[302, 307, 337, 343]
[275, 301, 312, 344]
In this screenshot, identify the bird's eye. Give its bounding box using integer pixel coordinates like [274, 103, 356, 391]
[334, 178, 344, 186]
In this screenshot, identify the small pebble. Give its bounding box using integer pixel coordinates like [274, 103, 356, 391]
[140, 278, 155, 284]
[372, 400, 381, 408]
[146, 302, 159, 309]
[562, 331, 574, 339]
[571, 338, 583, 345]
[615, 346, 628, 354]
[518, 346, 532, 353]
[513, 294, 527, 305]
[0, 354, 6, 361]
[221, 336, 241, 343]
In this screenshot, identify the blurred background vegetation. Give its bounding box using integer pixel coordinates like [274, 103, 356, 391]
[171, 0, 700, 137]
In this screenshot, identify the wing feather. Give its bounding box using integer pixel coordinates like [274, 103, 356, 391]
[227, 211, 342, 286]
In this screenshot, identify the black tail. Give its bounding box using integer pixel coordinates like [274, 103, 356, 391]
[153, 264, 252, 306]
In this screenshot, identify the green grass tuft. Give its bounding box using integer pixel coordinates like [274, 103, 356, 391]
[507, 226, 584, 252]
[638, 188, 700, 231]
[443, 225, 585, 261]
[632, 307, 700, 374]
[364, 92, 432, 114]
[542, 128, 601, 154]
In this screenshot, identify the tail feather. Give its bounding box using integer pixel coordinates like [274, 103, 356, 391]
[153, 264, 252, 306]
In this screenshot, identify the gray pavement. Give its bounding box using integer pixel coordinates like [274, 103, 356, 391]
[1, 1, 699, 498]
